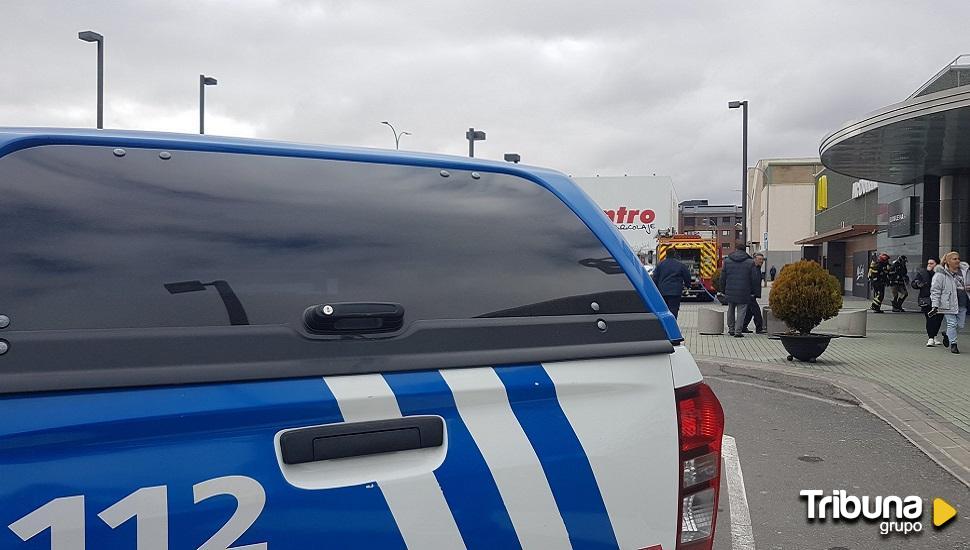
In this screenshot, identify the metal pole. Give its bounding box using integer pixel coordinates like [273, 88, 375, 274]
[96, 39, 103, 129]
[741, 101, 748, 249]
[199, 75, 205, 134]
[388, 122, 400, 149]
[468, 127, 474, 158]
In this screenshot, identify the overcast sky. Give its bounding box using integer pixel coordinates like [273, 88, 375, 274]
[2, 1, 967, 202]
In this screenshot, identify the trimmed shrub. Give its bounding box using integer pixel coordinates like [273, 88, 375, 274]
[768, 260, 842, 334]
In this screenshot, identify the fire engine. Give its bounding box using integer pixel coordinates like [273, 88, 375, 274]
[656, 231, 721, 300]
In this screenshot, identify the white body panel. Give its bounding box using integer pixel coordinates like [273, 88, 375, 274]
[270, 351, 696, 549]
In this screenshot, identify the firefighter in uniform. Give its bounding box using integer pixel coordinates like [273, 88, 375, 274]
[888, 255, 910, 312]
[868, 253, 890, 313]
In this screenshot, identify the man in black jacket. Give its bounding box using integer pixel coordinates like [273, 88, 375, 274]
[719, 244, 760, 337]
[652, 256, 692, 318]
[742, 253, 767, 333]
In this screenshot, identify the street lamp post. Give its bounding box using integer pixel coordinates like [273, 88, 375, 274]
[78, 30, 104, 129]
[729, 100, 749, 248]
[466, 128, 486, 157]
[380, 121, 411, 150]
[199, 75, 218, 134]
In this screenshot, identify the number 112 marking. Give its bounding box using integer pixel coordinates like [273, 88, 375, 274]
[8, 475, 267, 550]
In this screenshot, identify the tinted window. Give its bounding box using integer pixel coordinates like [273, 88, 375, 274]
[1, 145, 646, 331]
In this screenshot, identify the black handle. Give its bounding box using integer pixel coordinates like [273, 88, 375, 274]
[304, 302, 405, 334]
[280, 416, 443, 465]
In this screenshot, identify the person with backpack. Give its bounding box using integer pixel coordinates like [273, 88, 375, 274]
[888, 255, 910, 312]
[868, 253, 890, 313]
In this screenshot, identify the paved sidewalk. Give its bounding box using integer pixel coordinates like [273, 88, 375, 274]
[679, 295, 970, 485]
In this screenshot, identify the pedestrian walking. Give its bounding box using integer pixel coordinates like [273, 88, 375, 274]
[912, 257, 942, 347]
[929, 251, 967, 354]
[719, 244, 760, 337]
[769, 265, 777, 282]
[742, 253, 767, 333]
[652, 255, 691, 319]
[888, 255, 909, 312]
[868, 253, 890, 313]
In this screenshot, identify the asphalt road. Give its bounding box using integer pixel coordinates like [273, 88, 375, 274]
[700, 362, 969, 549]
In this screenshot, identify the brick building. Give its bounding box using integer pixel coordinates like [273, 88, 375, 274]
[678, 200, 743, 253]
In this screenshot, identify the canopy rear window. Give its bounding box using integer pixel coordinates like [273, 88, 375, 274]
[0, 145, 647, 332]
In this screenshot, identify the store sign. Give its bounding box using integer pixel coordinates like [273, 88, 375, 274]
[888, 196, 917, 237]
[853, 250, 872, 298]
[852, 179, 879, 199]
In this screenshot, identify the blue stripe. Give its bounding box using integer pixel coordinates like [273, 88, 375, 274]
[494, 365, 619, 549]
[383, 370, 522, 550]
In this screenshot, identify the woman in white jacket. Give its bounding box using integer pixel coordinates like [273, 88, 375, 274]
[930, 251, 968, 354]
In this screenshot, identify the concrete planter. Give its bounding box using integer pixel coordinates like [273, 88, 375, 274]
[698, 308, 724, 335]
[764, 307, 789, 335]
[764, 307, 867, 338]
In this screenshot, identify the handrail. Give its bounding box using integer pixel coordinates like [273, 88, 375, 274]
[908, 54, 970, 100]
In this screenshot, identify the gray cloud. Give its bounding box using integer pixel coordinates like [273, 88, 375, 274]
[1, 0, 966, 203]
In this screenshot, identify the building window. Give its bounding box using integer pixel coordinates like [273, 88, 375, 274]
[736, 216, 743, 224]
[721, 242, 730, 248]
[684, 217, 695, 226]
[722, 216, 732, 223]
[722, 230, 730, 236]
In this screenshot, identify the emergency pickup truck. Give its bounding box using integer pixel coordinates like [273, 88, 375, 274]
[0, 128, 723, 550]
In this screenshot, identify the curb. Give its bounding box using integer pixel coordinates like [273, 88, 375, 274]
[695, 354, 970, 488]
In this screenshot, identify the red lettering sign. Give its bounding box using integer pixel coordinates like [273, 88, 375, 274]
[603, 207, 656, 225]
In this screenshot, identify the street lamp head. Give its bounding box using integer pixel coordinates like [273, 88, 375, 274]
[78, 31, 103, 42]
[728, 100, 746, 109]
[381, 121, 390, 125]
[201, 75, 218, 86]
[504, 153, 521, 164]
[402, 131, 412, 136]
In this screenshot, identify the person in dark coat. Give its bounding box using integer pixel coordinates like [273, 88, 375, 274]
[742, 253, 767, 333]
[652, 256, 692, 318]
[769, 265, 777, 282]
[719, 244, 760, 337]
[912, 257, 942, 346]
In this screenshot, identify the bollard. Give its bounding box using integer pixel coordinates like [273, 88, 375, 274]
[764, 307, 789, 335]
[698, 308, 725, 335]
[840, 308, 868, 338]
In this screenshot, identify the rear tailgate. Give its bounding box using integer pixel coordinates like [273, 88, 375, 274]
[2, 358, 679, 549]
[0, 137, 685, 549]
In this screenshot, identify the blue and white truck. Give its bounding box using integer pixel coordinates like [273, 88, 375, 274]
[0, 128, 723, 549]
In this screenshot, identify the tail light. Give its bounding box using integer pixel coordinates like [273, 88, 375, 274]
[676, 382, 724, 549]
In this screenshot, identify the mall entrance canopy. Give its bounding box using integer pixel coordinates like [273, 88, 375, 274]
[821, 55, 970, 185]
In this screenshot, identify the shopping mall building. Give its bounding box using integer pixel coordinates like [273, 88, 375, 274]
[817, 55, 970, 297]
